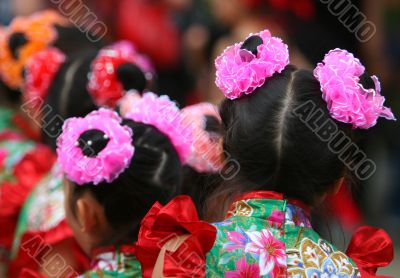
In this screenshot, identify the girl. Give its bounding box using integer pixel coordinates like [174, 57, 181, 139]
[8, 42, 155, 277]
[0, 9, 101, 93]
[136, 29, 394, 277]
[0, 11, 69, 274]
[57, 92, 193, 276]
[40, 40, 155, 149]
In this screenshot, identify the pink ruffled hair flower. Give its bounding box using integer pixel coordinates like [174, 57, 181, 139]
[24, 47, 66, 102]
[314, 48, 395, 129]
[57, 108, 134, 185]
[111, 41, 155, 76]
[87, 41, 155, 108]
[181, 103, 224, 173]
[118, 90, 143, 117]
[215, 29, 289, 100]
[125, 92, 193, 164]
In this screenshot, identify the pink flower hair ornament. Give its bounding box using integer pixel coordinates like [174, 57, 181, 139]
[57, 108, 134, 185]
[87, 41, 155, 108]
[215, 29, 289, 100]
[118, 90, 142, 117]
[314, 49, 395, 129]
[24, 47, 66, 103]
[124, 92, 193, 164]
[181, 103, 224, 173]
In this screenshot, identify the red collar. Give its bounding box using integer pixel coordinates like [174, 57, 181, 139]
[233, 190, 311, 215]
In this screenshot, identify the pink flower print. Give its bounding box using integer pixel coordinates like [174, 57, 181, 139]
[267, 210, 285, 228]
[245, 229, 287, 276]
[223, 227, 250, 251]
[224, 258, 260, 278]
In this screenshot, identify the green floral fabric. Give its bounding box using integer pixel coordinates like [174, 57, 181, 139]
[80, 245, 142, 278]
[206, 194, 360, 277]
[0, 108, 17, 131]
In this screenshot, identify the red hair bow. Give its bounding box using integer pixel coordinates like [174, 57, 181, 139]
[135, 195, 217, 278]
[346, 226, 394, 278]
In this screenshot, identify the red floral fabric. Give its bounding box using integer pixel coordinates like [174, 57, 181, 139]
[0, 145, 55, 258]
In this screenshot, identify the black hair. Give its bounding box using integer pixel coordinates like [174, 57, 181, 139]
[41, 51, 98, 149]
[208, 37, 375, 214]
[69, 119, 182, 244]
[8, 32, 28, 59]
[1, 24, 105, 105]
[4, 23, 148, 148]
[116, 63, 147, 92]
[41, 48, 150, 149]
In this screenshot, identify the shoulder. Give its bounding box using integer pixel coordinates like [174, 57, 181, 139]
[287, 230, 360, 277]
[206, 217, 287, 277]
[206, 219, 360, 277]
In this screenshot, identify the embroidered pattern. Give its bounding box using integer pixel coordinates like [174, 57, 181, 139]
[206, 196, 359, 277]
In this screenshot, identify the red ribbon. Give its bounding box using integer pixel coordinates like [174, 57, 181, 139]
[346, 226, 394, 278]
[135, 195, 216, 278]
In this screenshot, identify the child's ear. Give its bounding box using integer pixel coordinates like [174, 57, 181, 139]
[75, 193, 103, 234]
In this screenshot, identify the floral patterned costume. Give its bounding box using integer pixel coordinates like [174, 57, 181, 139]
[8, 163, 89, 277]
[136, 193, 392, 277]
[206, 191, 360, 277]
[79, 245, 141, 278]
[0, 107, 55, 267]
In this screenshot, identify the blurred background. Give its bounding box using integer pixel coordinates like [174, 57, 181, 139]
[0, 0, 399, 274]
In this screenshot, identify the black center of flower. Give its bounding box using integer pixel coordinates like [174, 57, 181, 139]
[359, 71, 375, 90]
[205, 115, 222, 134]
[116, 63, 146, 92]
[78, 129, 110, 157]
[240, 35, 263, 56]
[8, 32, 28, 59]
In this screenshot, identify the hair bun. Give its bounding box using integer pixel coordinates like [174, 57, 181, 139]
[0, 10, 67, 89]
[116, 62, 146, 92]
[240, 35, 263, 56]
[87, 41, 154, 108]
[314, 48, 395, 129]
[57, 108, 134, 185]
[215, 29, 289, 100]
[78, 129, 110, 157]
[8, 32, 28, 59]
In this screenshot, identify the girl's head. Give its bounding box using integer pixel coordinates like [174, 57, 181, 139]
[58, 94, 192, 254]
[213, 30, 395, 207]
[0, 10, 68, 90]
[23, 41, 155, 149]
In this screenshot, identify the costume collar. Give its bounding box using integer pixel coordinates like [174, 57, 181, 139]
[226, 190, 312, 229]
[90, 244, 138, 272]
